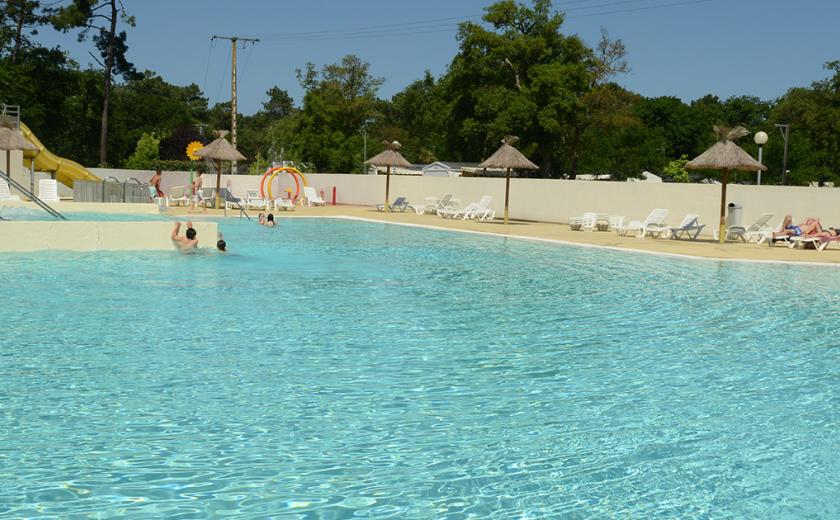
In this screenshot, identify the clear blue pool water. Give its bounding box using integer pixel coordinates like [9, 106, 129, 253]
[1, 218, 838, 518]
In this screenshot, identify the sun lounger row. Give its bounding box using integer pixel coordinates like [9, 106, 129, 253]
[378, 193, 496, 221]
[568, 208, 707, 240]
[0, 179, 56, 203]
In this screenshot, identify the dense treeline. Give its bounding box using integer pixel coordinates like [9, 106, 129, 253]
[1, 0, 838, 185]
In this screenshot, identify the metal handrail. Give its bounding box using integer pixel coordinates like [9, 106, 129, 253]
[223, 191, 251, 221]
[103, 176, 121, 183]
[0, 104, 20, 129]
[0, 169, 67, 220]
[125, 177, 143, 185]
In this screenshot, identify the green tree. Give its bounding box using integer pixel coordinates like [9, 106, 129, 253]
[442, 0, 594, 177]
[663, 154, 690, 182]
[0, 0, 49, 62]
[123, 131, 159, 169]
[293, 54, 384, 172]
[388, 71, 447, 163]
[261, 86, 294, 119]
[51, 0, 138, 166]
[757, 61, 840, 185]
[107, 72, 199, 166]
[576, 83, 665, 179]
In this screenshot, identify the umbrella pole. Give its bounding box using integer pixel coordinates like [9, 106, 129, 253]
[504, 167, 511, 224]
[216, 160, 222, 210]
[718, 169, 729, 244]
[384, 165, 391, 212]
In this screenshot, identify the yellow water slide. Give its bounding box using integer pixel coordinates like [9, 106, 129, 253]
[19, 122, 100, 188]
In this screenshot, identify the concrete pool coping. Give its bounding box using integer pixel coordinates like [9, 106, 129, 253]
[187, 204, 840, 267]
[0, 221, 218, 252]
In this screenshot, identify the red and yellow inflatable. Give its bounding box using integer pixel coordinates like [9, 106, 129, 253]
[259, 167, 307, 202]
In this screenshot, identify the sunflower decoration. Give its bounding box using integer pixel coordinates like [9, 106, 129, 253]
[186, 141, 204, 161]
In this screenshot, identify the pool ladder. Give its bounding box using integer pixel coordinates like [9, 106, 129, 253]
[0, 168, 67, 220]
[223, 192, 251, 221]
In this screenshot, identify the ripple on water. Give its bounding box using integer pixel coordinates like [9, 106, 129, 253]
[1, 219, 839, 518]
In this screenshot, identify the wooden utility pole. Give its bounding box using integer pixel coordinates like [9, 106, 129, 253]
[211, 35, 259, 174]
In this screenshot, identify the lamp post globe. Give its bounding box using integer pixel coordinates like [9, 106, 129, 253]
[754, 131, 768, 185]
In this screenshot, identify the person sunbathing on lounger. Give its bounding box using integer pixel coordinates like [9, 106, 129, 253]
[809, 227, 840, 240]
[773, 215, 824, 238]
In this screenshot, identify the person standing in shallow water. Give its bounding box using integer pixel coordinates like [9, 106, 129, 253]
[171, 221, 198, 251]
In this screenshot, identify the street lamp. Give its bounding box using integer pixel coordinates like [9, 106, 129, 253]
[360, 118, 375, 174]
[754, 131, 768, 185]
[775, 123, 790, 184]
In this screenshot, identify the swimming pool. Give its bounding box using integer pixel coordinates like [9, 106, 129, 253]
[1, 218, 838, 517]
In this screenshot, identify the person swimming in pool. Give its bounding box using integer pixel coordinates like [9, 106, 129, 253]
[171, 221, 198, 251]
[217, 232, 227, 253]
[257, 213, 275, 227]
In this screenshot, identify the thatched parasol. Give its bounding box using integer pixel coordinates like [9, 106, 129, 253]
[365, 140, 412, 212]
[686, 126, 766, 243]
[479, 135, 538, 224]
[0, 127, 40, 188]
[195, 130, 246, 209]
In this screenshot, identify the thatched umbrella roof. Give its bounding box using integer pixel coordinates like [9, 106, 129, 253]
[195, 131, 246, 162]
[0, 127, 39, 152]
[686, 126, 766, 172]
[479, 136, 538, 171]
[686, 126, 766, 244]
[366, 140, 412, 168]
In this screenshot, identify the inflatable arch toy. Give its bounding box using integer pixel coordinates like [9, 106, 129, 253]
[259, 167, 308, 202]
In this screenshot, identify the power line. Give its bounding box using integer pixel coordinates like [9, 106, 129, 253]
[568, 0, 713, 19]
[243, 0, 643, 41]
[247, 0, 715, 43]
[201, 39, 215, 96]
[243, 14, 482, 40]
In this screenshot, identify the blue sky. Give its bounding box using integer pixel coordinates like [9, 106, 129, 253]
[35, 0, 840, 115]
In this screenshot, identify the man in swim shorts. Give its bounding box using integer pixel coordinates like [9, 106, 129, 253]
[171, 221, 198, 251]
[189, 172, 206, 213]
[773, 215, 823, 239]
[148, 170, 163, 201]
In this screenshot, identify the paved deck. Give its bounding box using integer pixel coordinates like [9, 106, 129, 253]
[166, 204, 840, 266]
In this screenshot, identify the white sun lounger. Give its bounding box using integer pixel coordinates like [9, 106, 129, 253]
[714, 213, 774, 242]
[615, 208, 669, 238]
[303, 186, 326, 207]
[440, 202, 477, 219]
[441, 196, 494, 220]
[224, 190, 247, 211]
[669, 214, 705, 240]
[38, 179, 60, 203]
[244, 189, 268, 210]
[424, 193, 457, 215]
[164, 186, 188, 207]
[273, 197, 295, 211]
[0, 179, 21, 201]
[788, 236, 822, 249]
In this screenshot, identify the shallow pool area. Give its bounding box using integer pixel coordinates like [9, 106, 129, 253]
[1, 218, 838, 517]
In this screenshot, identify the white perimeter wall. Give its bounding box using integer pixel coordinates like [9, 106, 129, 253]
[61, 168, 840, 234]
